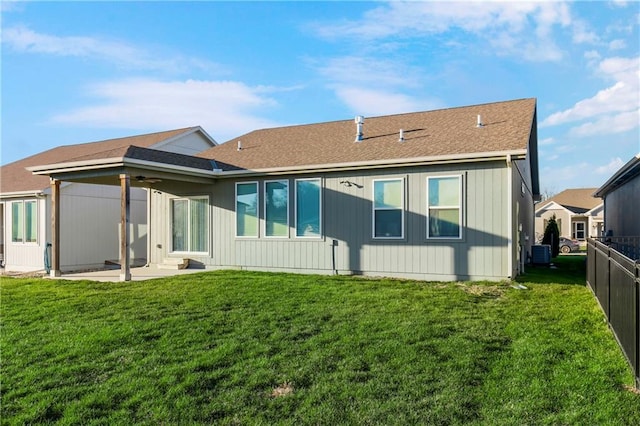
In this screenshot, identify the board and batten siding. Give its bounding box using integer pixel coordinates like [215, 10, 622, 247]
[59, 183, 147, 271]
[602, 172, 640, 237]
[1, 197, 47, 272]
[153, 160, 512, 281]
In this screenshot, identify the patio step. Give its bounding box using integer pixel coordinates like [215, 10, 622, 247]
[157, 258, 190, 270]
[104, 258, 146, 269]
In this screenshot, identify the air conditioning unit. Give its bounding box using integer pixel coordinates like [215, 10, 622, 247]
[531, 245, 551, 265]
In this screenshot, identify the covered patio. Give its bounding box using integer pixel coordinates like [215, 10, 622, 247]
[48, 264, 211, 282]
[27, 145, 219, 282]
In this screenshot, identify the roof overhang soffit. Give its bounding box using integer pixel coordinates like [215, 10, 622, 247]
[27, 157, 216, 185]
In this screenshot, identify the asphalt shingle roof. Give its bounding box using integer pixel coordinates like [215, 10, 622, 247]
[197, 98, 537, 171]
[537, 188, 602, 214]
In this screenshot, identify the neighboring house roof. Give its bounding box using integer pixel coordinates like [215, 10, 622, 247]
[536, 188, 602, 214]
[594, 153, 640, 198]
[197, 98, 537, 172]
[0, 127, 208, 195]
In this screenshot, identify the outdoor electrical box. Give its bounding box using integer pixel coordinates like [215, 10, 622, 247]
[531, 245, 551, 265]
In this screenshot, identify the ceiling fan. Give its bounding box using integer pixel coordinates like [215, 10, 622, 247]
[135, 175, 162, 184]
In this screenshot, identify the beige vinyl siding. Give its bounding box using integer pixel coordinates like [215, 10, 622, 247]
[152, 160, 511, 281]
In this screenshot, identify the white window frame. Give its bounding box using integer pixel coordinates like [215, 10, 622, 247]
[169, 195, 209, 254]
[573, 222, 586, 240]
[235, 181, 259, 238]
[295, 178, 323, 239]
[264, 179, 289, 238]
[372, 177, 405, 240]
[11, 199, 38, 244]
[426, 175, 463, 240]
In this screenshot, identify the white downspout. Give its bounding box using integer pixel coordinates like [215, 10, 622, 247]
[506, 154, 513, 279]
[145, 188, 151, 267]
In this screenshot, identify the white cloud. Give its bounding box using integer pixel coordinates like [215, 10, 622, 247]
[595, 157, 625, 175]
[569, 109, 640, 137]
[49, 79, 284, 142]
[609, 39, 626, 50]
[540, 56, 640, 137]
[313, 55, 443, 116]
[2, 25, 220, 73]
[331, 87, 428, 117]
[539, 137, 555, 146]
[316, 56, 421, 89]
[310, 2, 575, 62]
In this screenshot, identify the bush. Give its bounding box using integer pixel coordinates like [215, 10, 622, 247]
[542, 215, 560, 258]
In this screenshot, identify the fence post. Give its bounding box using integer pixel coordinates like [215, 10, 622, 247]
[636, 263, 640, 389]
[607, 245, 612, 320]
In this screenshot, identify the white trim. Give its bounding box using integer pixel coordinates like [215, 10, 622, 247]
[0, 190, 46, 199]
[28, 149, 528, 179]
[426, 175, 463, 240]
[263, 179, 289, 238]
[151, 126, 218, 150]
[235, 181, 259, 238]
[214, 150, 529, 177]
[28, 156, 215, 178]
[294, 178, 323, 239]
[9, 199, 39, 245]
[506, 155, 513, 278]
[372, 177, 405, 240]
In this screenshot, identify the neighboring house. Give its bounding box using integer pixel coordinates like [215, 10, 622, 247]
[593, 154, 640, 259]
[0, 127, 216, 273]
[29, 98, 540, 282]
[535, 188, 604, 242]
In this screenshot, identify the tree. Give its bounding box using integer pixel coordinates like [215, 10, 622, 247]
[542, 214, 560, 258]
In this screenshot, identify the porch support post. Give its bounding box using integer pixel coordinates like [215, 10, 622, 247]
[120, 174, 131, 282]
[50, 178, 61, 277]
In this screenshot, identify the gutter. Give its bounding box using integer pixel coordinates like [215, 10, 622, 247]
[213, 149, 528, 178]
[25, 148, 528, 181]
[27, 156, 216, 179]
[0, 190, 46, 200]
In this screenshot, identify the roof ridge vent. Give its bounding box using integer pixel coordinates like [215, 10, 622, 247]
[476, 114, 484, 128]
[354, 115, 364, 142]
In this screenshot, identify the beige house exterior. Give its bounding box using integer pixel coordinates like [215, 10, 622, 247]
[535, 188, 604, 243]
[28, 98, 540, 282]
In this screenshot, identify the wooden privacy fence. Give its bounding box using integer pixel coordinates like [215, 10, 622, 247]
[587, 238, 640, 388]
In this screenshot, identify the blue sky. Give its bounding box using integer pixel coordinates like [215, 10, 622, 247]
[2, 1, 639, 194]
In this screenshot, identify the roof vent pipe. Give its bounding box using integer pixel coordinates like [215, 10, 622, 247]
[399, 129, 405, 142]
[477, 114, 484, 128]
[354, 115, 364, 142]
[237, 140, 242, 151]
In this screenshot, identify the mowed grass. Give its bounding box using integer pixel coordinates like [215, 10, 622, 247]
[2, 257, 639, 425]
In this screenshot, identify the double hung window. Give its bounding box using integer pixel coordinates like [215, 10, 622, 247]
[11, 200, 37, 243]
[295, 179, 321, 238]
[373, 179, 404, 239]
[427, 176, 462, 239]
[171, 196, 208, 253]
[265, 180, 289, 237]
[236, 182, 259, 237]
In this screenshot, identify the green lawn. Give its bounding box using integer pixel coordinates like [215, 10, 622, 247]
[2, 257, 639, 425]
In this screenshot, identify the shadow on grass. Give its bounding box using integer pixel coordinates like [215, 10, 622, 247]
[516, 255, 587, 285]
